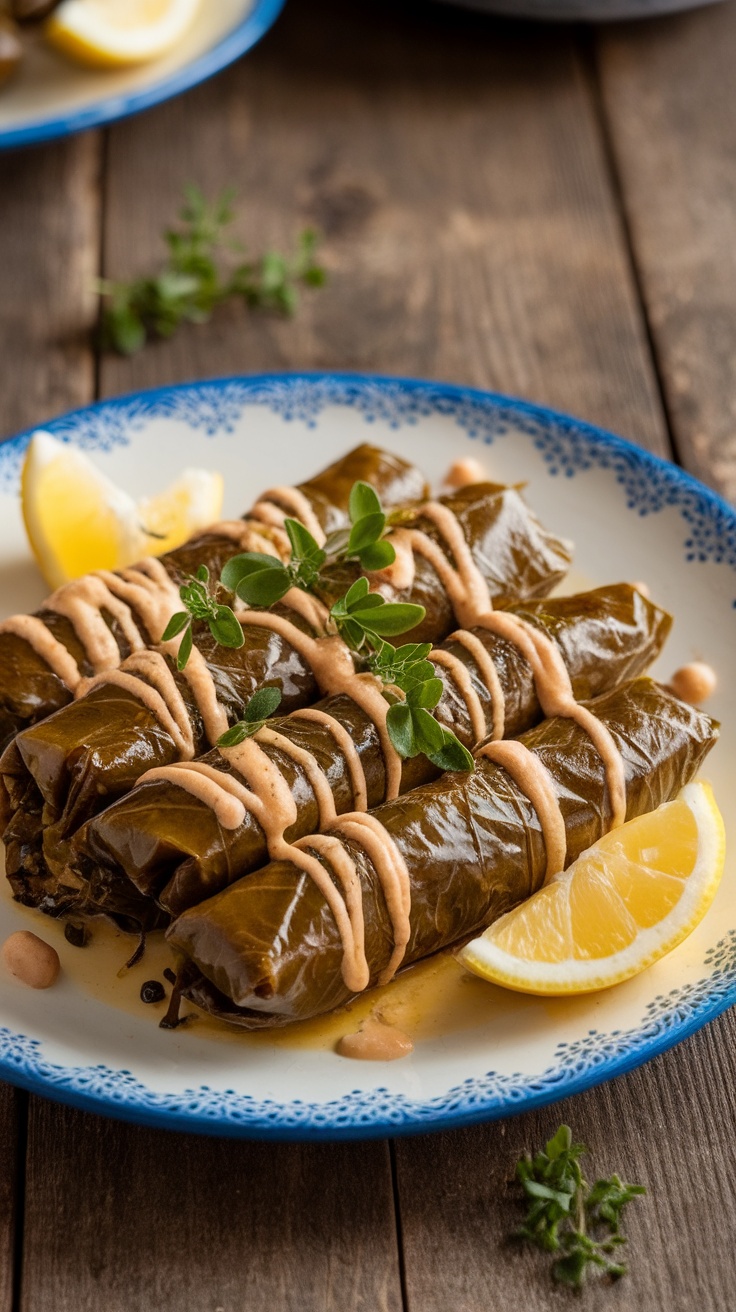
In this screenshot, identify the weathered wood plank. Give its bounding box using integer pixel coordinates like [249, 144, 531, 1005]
[0, 1084, 21, 1312]
[395, 1007, 736, 1311]
[0, 131, 102, 1310]
[597, 5, 736, 498]
[22, 1106, 401, 1312]
[100, 0, 667, 454]
[0, 134, 101, 440]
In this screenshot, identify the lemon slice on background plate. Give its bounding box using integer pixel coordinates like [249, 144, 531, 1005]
[459, 781, 725, 995]
[46, 0, 201, 69]
[22, 431, 223, 589]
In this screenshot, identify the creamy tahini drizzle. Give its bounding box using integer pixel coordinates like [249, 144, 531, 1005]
[78, 651, 196, 758]
[251, 487, 326, 548]
[477, 740, 568, 882]
[291, 708, 368, 812]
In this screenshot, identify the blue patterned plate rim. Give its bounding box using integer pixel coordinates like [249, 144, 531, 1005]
[0, 370, 734, 1141]
[0, 0, 285, 151]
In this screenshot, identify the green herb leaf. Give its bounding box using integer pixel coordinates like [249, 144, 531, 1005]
[386, 703, 416, 758]
[343, 576, 370, 610]
[405, 677, 443, 710]
[347, 511, 386, 555]
[217, 686, 283, 747]
[209, 605, 244, 649]
[176, 623, 193, 672]
[359, 540, 396, 572]
[349, 481, 381, 523]
[426, 731, 474, 773]
[161, 611, 190, 643]
[284, 518, 325, 565]
[244, 686, 282, 722]
[356, 601, 424, 637]
[220, 551, 282, 592]
[236, 563, 292, 607]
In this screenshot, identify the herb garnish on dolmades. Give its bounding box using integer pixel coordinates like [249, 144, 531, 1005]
[188, 479, 474, 772]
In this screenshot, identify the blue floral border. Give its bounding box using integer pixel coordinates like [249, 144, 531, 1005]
[0, 929, 734, 1141]
[5, 371, 736, 575]
[2, 371, 736, 1139]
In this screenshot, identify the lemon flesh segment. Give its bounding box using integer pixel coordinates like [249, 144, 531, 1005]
[46, 0, 202, 68]
[21, 431, 223, 590]
[458, 781, 725, 996]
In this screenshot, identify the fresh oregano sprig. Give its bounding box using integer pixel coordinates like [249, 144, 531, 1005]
[367, 639, 474, 772]
[161, 565, 244, 671]
[514, 1125, 645, 1289]
[220, 480, 398, 609]
[98, 185, 326, 356]
[217, 687, 283, 748]
[182, 479, 474, 774]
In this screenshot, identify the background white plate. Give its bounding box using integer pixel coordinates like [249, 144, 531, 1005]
[0, 373, 733, 1140]
[0, 0, 283, 150]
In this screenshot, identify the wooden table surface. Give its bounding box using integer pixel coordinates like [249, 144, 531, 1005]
[1, 0, 735, 1306]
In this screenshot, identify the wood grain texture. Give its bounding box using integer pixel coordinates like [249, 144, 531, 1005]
[0, 129, 102, 1312]
[21, 1105, 402, 1312]
[100, 0, 667, 453]
[395, 1007, 736, 1311]
[0, 1085, 21, 1312]
[597, 4, 736, 497]
[0, 133, 101, 441]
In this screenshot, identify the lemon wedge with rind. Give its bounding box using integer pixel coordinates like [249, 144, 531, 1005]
[458, 781, 725, 996]
[45, 0, 201, 70]
[22, 431, 223, 590]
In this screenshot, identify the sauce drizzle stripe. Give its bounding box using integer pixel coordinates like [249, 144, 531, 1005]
[449, 629, 506, 741]
[430, 649, 487, 744]
[476, 740, 567, 884]
[291, 709, 368, 812]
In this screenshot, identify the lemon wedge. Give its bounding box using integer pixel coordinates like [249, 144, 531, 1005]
[458, 781, 725, 995]
[22, 431, 223, 589]
[45, 0, 201, 69]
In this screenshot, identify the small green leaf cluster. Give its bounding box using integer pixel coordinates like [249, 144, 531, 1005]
[368, 640, 474, 772]
[168, 479, 474, 774]
[98, 186, 326, 356]
[161, 565, 244, 671]
[220, 481, 399, 611]
[329, 578, 425, 652]
[515, 1125, 645, 1289]
[217, 687, 283, 748]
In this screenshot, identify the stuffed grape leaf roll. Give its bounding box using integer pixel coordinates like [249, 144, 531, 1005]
[167, 679, 718, 1028]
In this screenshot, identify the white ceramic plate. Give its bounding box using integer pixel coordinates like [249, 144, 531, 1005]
[0, 373, 733, 1140]
[0, 0, 283, 150]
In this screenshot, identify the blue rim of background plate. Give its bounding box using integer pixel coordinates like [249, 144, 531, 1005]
[0, 0, 285, 151]
[0, 370, 735, 1141]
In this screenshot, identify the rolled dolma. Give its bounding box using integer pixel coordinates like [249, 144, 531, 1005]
[167, 678, 718, 1028]
[77, 584, 671, 922]
[2, 480, 572, 917]
[0, 442, 426, 748]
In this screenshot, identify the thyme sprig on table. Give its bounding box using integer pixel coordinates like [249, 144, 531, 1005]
[514, 1125, 645, 1289]
[97, 186, 326, 356]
